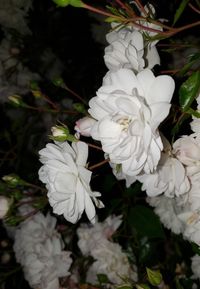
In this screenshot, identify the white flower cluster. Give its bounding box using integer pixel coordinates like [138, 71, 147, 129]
[148, 129, 200, 248]
[13, 212, 72, 289]
[77, 215, 138, 285]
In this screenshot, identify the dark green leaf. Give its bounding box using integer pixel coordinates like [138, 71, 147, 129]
[128, 205, 165, 239]
[173, 0, 190, 25]
[97, 274, 110, 284]
[179, 71, 200, 111]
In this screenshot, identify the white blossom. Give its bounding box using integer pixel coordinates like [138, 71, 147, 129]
[104, 26, 160, 73]
[38, 141, 104, 224]
[190, 94, 200, 134]
[74, 117, 96, 137]
[178, 211, 200, 245]
[14, 212, 72, 289]
[138, 151, 190, 197]
[0, 196, 10, 219]
[191, 254, 200, 279]
[109, 162, 136, 188]
[89, 68, 175, 176]
[77, 215, 122, 255]
[147, 196, 186, 234]
[86, 240, 137, 285]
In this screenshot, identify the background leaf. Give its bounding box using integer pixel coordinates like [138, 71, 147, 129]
[173, 0, 190, 25]
[179, 71, 200, 111]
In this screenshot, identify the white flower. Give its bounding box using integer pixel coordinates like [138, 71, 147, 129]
[74, 117, 96, 137]
[173, 135, 200, 168]
[190, 94, 200, 134]
[191, 254, 200, 279]
[86, 240, 137, 285]
[104, 26, 160, 72]
[178, 211, 200, 245]
[14, 212, 72, 289]
[110, 162, 136, 188]
[77, 215, 122, 255]
[138, 151, 190, 197]
[0, 196, 10, 219]
[147, 196, 186, 234]
[38, 141, 104, 224]
[89, 68, 175, 176]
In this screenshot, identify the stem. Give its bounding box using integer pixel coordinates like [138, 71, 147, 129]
[88, 158, 110, 170]
[175, 20, 200, 34]
[86, 143, 103, 151]
[24, 182, 46, 192]
[83, 3, 126, 21]
[42, 93, 60, 111]
[115, 0, 135, 17]
[134, 0, 148, 16]
[189, 3, 200, 13]
[61, 83, 87, 105]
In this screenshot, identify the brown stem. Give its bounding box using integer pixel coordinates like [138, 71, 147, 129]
[175, 20, 200, 34]
[86, 143, 103, 151]
[42, 93, 60, 111]
[189, 3, 200, 14]
[83, 3, 126, 21]
[61, 83, 87, 105]
[134, 0, 148, 16]
[88, 158, 110, 170]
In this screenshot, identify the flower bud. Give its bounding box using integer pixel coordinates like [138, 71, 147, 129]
[8, 95, 23, 106]
[2, 174, 25, 187]
[51, 125, 69, 141]
[50, 125, 78, 142]
[0, 196, 10, 219]
[74, 117, 96, 137]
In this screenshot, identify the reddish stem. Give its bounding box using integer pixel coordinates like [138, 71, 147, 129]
[189, 3, 200, 14]
[88, 158, 110, 170]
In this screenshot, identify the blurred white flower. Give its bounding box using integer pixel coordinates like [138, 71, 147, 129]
[178, 211, 200, 245]
[173, 135, 200, 168]
[14, 212, 72, 289]
[74, 116, 96, 137]
[0, 196, 10, 219]
[38, 141, 104, 224]
[86, 240, 137, 285]
[77, 215, 122, 255]
[190, 94, 200, 134]
[191, 254, 200, 279]
[147, 195, 186, 234]
[104, 25, 160, 72]
[89, 68, 175, 176]
[138, 151, 190, 197]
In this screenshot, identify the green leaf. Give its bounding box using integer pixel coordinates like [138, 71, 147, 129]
[179, 71, 200, 111]
[128, 205, 165, 239]
[117, 286, 132, 289]
[97, 274, 110, 284]
[136, 284, 150, 289]
[173, 0, 190, 25]
[146, 267, 162, 286]
[186, 108, 200, 118]
[52, 0, 70, 6]
[52, 0, 84, 7]
[179, 52, 200, 76]
[175, 278, 184, 289]
[69, 0, 84, 8]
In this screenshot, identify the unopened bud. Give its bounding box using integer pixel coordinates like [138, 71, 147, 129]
[1, 252, 11, 264]
[51, 125, 69, 141]
[50, 125, 78, 142]
[2, 174, 26, 187]
[74, 117, 96, 137]
[8, 95, 23, 106]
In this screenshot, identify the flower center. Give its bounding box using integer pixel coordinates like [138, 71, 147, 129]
[117, 117, 132, 132]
